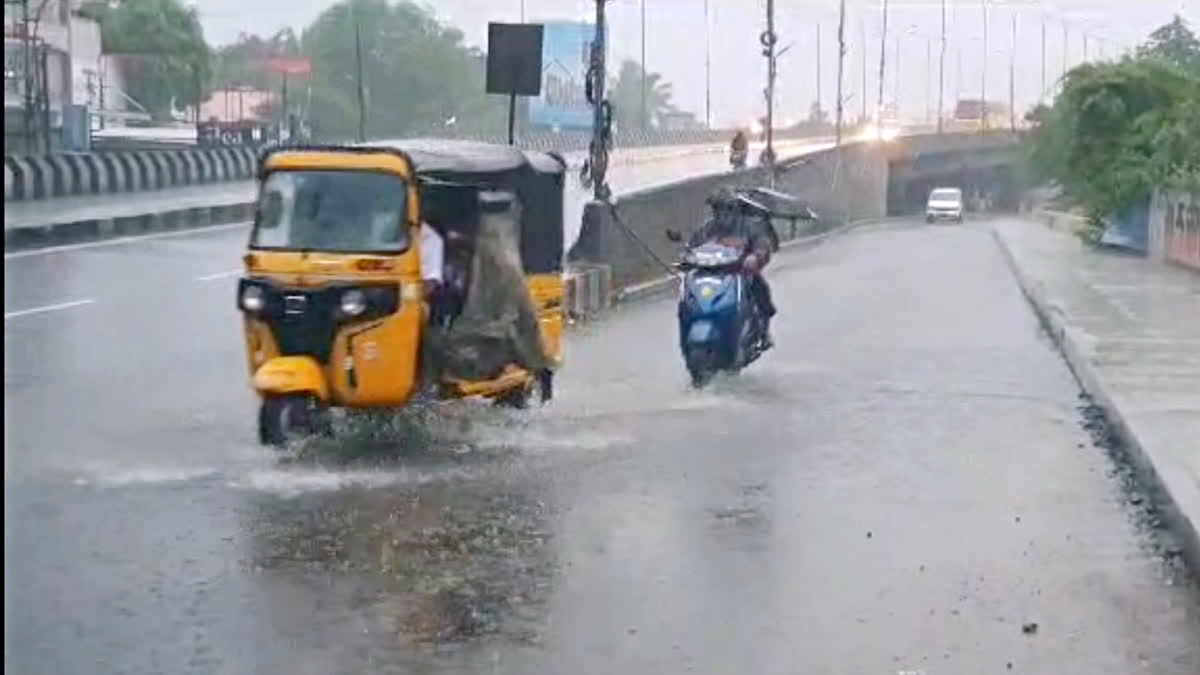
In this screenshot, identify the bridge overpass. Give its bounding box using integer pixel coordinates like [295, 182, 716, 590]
[568, 130, 1025, 294]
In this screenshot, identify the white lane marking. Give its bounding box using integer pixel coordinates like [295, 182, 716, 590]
[195, 269, 242, 282]
[4, 298, 96, 320]
[3, 221, 251, 260]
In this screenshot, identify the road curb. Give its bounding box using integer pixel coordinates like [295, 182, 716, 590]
[991, 227, 1200, 576]
[4, 201, 256, 251]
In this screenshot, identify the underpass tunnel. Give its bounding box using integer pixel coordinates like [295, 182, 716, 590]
[887, 158, 1020, 216]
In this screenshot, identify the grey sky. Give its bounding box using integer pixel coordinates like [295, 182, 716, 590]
[192, 0, 1198, 126]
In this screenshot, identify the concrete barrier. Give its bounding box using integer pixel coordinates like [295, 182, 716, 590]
[3, 129, 836, 204]
[4, 146, 258, 202]
[568, 141, 888, 294]
[563, 264, 613, 321]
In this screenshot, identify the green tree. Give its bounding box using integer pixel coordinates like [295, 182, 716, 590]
[608, 60, 676, 131]
[300, 0, 505, 140]
[90, 0, 212, 120]
[1136, 15, 1200, 75]
[1029, 57, 1200, 223]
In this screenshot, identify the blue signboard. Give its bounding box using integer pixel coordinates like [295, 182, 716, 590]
[528, 22, 593, 130]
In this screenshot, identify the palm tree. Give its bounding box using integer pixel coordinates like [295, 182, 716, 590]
[608, 60, 676, 131]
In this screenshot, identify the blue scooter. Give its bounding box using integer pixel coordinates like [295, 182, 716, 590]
[666, 188, 818, 388]
[666, 238, 770, 388]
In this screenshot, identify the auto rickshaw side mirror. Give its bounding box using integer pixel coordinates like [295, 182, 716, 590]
[665, 228, 683, 242]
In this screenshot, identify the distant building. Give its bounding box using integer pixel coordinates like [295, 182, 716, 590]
[659, 111, 701, 131]
[4, 0, 135, 148]
[199, 88, 277, 124]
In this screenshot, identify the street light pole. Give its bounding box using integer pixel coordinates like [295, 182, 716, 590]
[894, 34, 900, 113]
[980, 0, 988, 132]
[1062, 21, 1068, 81]
[1041, 18, 1046, 101]
[1010, 13, 1017, 132]
[877, 0, 889, 123]
[816, 23, 822, 117]
[861, 19, 868, 121]
[938, 0, 946, 133]
[640, 0, 647, 130]
[926, 38, 932, 124]
[835, 0, 846, 145]
[353, 4, 366, 142]
[705, 0, 711, 128]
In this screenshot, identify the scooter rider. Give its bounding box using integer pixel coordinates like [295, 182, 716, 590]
[730, 130, 749, 163]
[687, 188, 778, 347]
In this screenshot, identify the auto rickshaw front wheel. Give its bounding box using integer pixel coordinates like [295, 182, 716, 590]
[258, 394, 331, 447]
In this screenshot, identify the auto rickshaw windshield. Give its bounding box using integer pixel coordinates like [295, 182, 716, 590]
[251, 169, 411, 253]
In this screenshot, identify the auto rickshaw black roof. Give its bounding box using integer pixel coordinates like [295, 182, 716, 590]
[258, 138, 566, 178]
[259, 139, 566, 275]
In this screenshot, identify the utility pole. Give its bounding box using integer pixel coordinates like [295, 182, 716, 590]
[877, 0, 889, 124]
[640, 0, 647, 130]
[980, 0, 988, 132]
[353, 5, 366, 142]
[938, 0, 946, 133]
[764, 0, 777, 180]
[519, 0, 524, 21]
[1083, 33, 1089, 61]
[704, 0, 711, 128]
[835, 0, 846, 145]
[587, 0, 612, 201]
[19, 0, 34, 151]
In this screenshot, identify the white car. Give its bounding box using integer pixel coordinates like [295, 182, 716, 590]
[926, 187, 964, 223]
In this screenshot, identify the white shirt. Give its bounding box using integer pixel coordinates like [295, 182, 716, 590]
[419, 223, 444, 283]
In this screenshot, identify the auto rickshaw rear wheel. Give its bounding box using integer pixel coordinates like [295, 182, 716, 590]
[493, 381, 534, 409]
[259, 394, 331, 447]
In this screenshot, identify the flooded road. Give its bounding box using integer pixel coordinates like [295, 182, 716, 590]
[5, 219, 1199, 674]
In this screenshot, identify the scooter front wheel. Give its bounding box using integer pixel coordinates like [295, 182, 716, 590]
[685, 347, 719, 389]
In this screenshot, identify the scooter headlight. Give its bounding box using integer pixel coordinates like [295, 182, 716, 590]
[240, 284, 265, 312]
[340, 289, 367, 317]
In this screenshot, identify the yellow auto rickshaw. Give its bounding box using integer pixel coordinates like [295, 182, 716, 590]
[237, 139, 566, 446]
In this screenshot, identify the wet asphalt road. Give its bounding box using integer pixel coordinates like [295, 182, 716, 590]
[5, 217, 1199, 674]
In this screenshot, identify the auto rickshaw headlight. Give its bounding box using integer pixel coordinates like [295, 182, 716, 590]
[339, 289, 367, 317]
[240, 284, 265, 312]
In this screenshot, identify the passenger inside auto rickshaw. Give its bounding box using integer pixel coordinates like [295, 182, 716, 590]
[418, 184, 478, 329]
[421, 189, 553, 385]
